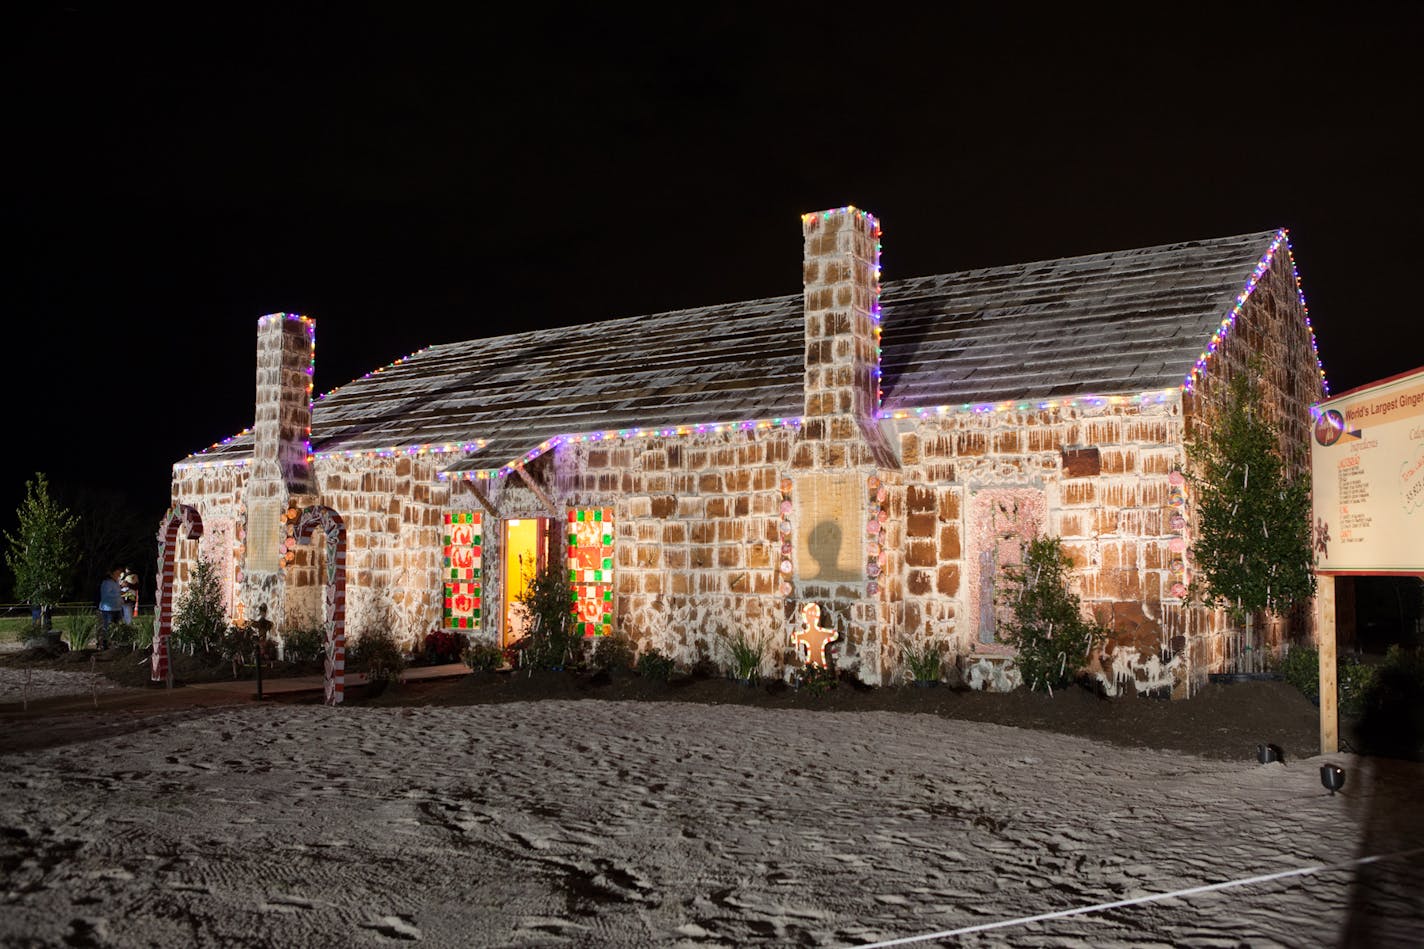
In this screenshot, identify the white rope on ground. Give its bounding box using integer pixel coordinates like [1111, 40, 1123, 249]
[854, 847, 1424, 948]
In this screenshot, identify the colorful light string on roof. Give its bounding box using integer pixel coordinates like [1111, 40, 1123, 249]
[180, 328, 437, 466]
[438, 415, 805, 482]
[1181, 229, 1329, 394]
[176, 439, 490, 471]
[878, 389, 1177, 420]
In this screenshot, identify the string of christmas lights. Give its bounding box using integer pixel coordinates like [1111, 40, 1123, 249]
[438, 416, 806, 481]
[879, 389, 1177, 420]
[1182, 229, 1329, 393]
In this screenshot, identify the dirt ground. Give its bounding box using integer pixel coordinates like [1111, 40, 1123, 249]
[1, 646, 1336, 763]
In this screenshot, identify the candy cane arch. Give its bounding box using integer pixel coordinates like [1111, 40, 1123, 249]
[154, 504, 204, 683]
[295, 506, 347, 706]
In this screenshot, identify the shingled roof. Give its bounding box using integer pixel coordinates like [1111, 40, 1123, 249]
[181, 229, 1281, 473]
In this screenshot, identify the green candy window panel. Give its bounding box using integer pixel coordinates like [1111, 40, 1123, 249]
[443, 511, 482, 630]
[568, 507, 613, 637]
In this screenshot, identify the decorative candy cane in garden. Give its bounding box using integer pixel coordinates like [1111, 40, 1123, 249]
[295, 506, 347, 706]
[154, 504, 204, 683]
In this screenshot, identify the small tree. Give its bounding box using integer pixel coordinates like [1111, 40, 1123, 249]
[1186, 370, 1314, 620]
[998, 536, 1106, 693]
[518, 562, 582, 669]
[171, 557, 228, 654]
[4, 473, 79, 621]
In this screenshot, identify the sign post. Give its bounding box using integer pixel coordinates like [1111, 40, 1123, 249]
[1309, 365, 1424, 755]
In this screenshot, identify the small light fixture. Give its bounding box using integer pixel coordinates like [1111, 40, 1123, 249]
[1257, 743, 1284, 764]
[1320, 764, 1346, 795]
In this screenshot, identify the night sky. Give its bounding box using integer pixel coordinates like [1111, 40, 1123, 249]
[8, 6, 1421, 540]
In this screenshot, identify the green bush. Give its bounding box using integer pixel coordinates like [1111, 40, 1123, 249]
[797, 663, 837, 696]
[519, 564, 584, 670]
[591, 633, 636, 672]
[635, 647, 675, 681]
[283, 626, 326, 663]
[1338, 655, 1377, 718]
[171, 558, 227, 654]
[106, 622, 136, 648]
[1278, 645, 1400, 718]
[64, 612, 96, 650]
[902, 638, 943, 683]
[726, 632, 767, 681]
[132, 614, 154, 649]
[351, 628, 406, 684]
[998, 536, 1107, 694]
[462, 641, 503, 672]
[1279, 646, 1319, 699]
[218, 623, 275, 666]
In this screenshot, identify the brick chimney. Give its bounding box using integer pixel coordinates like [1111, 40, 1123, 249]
[242, 313, 314, 608]
[253, 312, 315, 493]
[800, 207, 885, 466]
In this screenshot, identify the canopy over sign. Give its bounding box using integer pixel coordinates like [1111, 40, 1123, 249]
[1309, 365, 1424, 575]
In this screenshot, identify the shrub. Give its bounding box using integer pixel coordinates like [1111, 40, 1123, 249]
[283, 626, 326, 664]
[635, 647, 675, 681]
[1278, 645, 1319, 699]
[106, 622, 138, 648]
[902, 639, 943, 683]
[218, 623, 275, 666]
[171, 557, 227, 654]
[64, 612, 96, 651]
[1277, 645, 1407, 719]
[591, 633, 636, 672]
[131, 614, 155, 649]
[998, 536, 1107, 694]
[726, 632, 767, 681]
[519, 564, 583, 670]
[422, 628, 469, 664]
[1337, 655, 1377, 718]
[797, 663, 837, 696]
[462, 641, 503, 672]
[351, 628, 406, 684]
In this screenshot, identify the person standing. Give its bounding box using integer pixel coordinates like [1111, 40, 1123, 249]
[98, 567, 124, 648]
[120, 569, 138, 624]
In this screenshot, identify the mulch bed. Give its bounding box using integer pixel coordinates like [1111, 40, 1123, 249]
[7, 647, 1401, 764]
[362, 667, 1332, 763]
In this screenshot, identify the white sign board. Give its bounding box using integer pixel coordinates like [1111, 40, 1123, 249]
[1309, 365, 1424, 575]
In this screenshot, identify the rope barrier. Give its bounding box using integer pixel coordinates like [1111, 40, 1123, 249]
[855, 847, 1424, 947]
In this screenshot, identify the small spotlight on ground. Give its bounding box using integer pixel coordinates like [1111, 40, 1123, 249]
[1320, 764, 1346, 795]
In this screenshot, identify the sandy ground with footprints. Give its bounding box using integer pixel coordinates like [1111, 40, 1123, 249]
[2, 670, 1423, 946]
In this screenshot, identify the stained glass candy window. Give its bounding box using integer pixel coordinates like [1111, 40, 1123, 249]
[443, 511, 482, 630]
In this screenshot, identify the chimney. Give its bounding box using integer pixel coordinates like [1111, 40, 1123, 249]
[253, 312, 315, 493]
[801, 206, 883, 431]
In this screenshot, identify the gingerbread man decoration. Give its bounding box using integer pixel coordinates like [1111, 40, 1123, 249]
[795, 602, 839, 668]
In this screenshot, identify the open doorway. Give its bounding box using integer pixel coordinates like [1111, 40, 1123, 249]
[503, 517, 550, 646]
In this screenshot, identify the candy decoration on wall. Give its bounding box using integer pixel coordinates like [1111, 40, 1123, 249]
[295, 506, 347, 706]
[154, 504, 205, 683]
[795, 602, 839, 668]
[280, 504, 301, 566]
[866, 475, 887, 595]
[1166, 470, 1191, 599]
[568, 507, 614, 637]
[232, 500, 247, 621]
[777, 477, 794, 597]
[443, 512, 482, 630]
